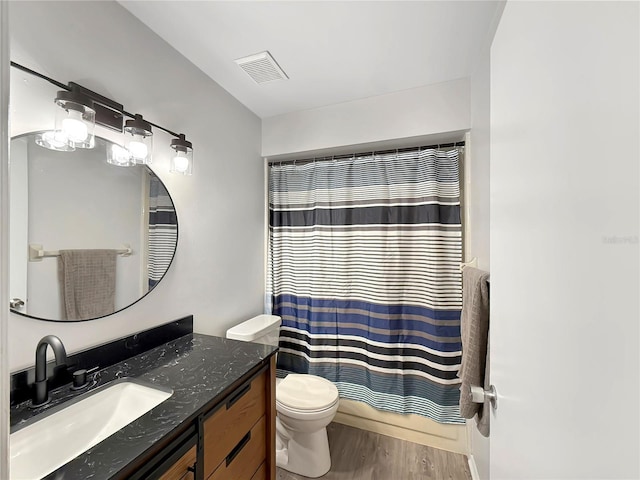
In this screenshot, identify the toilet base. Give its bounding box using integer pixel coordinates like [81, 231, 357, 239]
[276, 420, 331, 478]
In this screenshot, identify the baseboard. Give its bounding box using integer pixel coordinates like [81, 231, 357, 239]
[467, 455, 481, 480]
[333, 398, 468, 454]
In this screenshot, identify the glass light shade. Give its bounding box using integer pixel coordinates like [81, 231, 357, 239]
[35, 131, 75, 152]
[54, 92, 95, 149]
[124, 114, 153, 165]
[169, 134, 193, 176]
[106, 144, 135, 167]
[171, 152, 191, 174]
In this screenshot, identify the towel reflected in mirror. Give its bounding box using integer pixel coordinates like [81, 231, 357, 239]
[58, 249, 117, 321]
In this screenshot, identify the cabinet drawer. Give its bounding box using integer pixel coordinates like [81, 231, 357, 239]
[250, 462, 267, 480]
[158, 445, 196, 480]
[207, 416, 266, 480]
[203, 370, 267, 477]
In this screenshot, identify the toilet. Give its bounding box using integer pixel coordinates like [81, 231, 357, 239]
[226, 315, 339, 478]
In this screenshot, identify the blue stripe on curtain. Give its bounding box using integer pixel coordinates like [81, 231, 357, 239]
[268, 147, 463, 424]
[275, 295, 461, 352]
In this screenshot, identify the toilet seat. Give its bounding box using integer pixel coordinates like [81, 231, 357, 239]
[276, 374, 339, 412]
[277, 398, 339, 416]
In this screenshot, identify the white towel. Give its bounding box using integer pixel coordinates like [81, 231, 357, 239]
[458, 266, 491, 437]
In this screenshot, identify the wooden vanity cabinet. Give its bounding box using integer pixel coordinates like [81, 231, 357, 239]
[129, 356, 276, 480]
[201, 356, 276, 480]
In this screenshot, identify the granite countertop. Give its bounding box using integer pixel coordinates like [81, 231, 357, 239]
[10, 333, 278, 480]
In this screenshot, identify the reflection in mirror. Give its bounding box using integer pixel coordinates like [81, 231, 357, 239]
[9, 132, 178, 321]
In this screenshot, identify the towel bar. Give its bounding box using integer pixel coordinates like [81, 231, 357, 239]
[29, 244, 133, 262]
[460, 257, 478, 271]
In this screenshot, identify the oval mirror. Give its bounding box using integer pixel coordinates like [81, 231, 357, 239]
[9, 132, 178, 322]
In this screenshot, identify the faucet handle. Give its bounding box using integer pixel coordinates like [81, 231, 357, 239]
[71, 366, 99, 390]
[71, 370, 88, 389]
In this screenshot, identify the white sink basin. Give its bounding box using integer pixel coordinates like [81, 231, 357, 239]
[10, 378, 172, 480]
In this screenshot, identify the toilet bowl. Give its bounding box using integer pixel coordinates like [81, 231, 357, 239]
[275, 374, 339, 477]
[226, 315, 340, 478]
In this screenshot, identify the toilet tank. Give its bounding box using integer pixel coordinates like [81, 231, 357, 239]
[226, 314, 281, 346]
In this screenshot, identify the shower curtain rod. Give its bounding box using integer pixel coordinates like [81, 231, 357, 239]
[267, 141, 465, 165]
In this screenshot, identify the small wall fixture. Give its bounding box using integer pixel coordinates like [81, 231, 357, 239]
[12, 61, 193, 175]
[107, 143, 135, 167]
[35, 130, 75, 152]
[124, 114, 153, 165]
[169, 134, 193, 176]
[54, 87, 96, 149]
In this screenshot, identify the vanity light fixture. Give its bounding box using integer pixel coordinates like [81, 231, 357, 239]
[11, 61, 194, 175]
[124, 114, 153, 165]
[53, 86, 96, 149]
[106, 143, 136, 167]
[34, 130, 76, 152]
[169, 134, 193, 176]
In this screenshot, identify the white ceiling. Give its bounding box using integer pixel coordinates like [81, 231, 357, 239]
[120, 1, 502, 119]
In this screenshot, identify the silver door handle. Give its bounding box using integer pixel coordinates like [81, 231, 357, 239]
[10, 298, 25, 309]
[470, 385, 498, 410]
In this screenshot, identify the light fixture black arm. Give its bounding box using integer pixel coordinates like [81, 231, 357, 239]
[10, 61, 181, 139]
[10, 61, 67, 90]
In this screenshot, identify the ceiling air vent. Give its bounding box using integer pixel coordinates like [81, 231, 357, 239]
[234, 51, 288, 84]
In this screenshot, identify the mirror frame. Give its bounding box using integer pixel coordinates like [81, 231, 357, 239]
[10, 131, 179, 323]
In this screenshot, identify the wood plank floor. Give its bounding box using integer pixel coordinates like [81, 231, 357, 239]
[276, 423, 472, 480]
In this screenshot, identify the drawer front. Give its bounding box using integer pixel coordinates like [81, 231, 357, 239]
[158, 445, 196, 480]
[250, 462, 267, 480]
[207, 416, 266, 480]
[203, 370, 267, 477]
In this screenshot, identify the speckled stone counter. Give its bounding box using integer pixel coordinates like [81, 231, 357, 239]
[10, 333, 277, 480]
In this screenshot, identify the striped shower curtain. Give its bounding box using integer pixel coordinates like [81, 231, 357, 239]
[268, 147, 464, 424]
[148, 173, 177, 289]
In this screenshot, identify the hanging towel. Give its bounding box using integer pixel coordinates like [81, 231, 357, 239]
[458, 266, 491, 437]
[58, 249, 117, 321]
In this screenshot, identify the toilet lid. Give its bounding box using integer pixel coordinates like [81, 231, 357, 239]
[277, 374, 339, 411]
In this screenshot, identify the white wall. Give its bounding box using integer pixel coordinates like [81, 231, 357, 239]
[490, 2, 639, 478]
[466, 42, 492, 480]
[466, 3, 505, 478]
[467, 44, 492, 273]
[8, 1, 264, 371]
[1, 1, 10, 475]
[262, 78, 470, 158]
[8, 134, 27, 313]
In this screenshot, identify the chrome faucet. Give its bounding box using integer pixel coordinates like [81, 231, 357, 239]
[33, 335, 67, 407]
